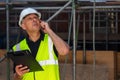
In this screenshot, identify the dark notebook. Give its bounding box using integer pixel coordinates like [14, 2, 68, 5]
[8, 50, 43, 72]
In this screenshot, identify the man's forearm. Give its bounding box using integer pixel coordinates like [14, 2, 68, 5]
[47, 29, 70, 55]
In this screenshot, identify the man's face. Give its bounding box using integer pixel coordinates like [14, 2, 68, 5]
[21, 14, 41, 33]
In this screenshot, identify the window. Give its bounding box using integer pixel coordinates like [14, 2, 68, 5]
[89, 9, 118, 34]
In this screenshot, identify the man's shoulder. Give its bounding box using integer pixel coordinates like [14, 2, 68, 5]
[13, 38, 26, 47]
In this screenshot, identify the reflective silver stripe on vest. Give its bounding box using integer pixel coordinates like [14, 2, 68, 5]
[39, 60, 58, 66]
[48, 36, 54, 60]
[38, 36, 58, 66]
[16, 43, 21, 51]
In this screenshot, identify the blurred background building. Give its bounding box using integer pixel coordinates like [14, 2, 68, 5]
[0, 0, 120, 51]
[0, 0, 120, 80]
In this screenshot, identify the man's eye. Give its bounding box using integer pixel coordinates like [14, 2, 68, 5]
[28, 18, 32, 20]
[27, 17, 38, 20]
[34, 17, 39, 19]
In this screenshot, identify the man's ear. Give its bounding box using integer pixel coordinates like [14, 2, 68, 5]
[21, 23, 26, 30]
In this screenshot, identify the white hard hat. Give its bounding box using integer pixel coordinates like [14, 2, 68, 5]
[19, 8, 41, 27]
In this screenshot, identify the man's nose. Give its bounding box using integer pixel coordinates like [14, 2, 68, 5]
[32, 18, 38, 22]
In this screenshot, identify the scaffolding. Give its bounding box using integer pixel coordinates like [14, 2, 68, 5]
[1, 0, 120, 80]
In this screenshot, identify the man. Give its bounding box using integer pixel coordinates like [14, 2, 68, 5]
[12, 8, 70, 80]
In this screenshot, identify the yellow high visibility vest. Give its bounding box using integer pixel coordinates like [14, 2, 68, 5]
[13, 34, 60, 80]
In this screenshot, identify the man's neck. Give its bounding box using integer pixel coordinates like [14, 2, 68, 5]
[28, 32, 40, 42]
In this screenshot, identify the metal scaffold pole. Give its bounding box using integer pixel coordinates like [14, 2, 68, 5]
[92, 0, 96, 80]
[6, 0, 10, 80]
[72, 0, 76, 80]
